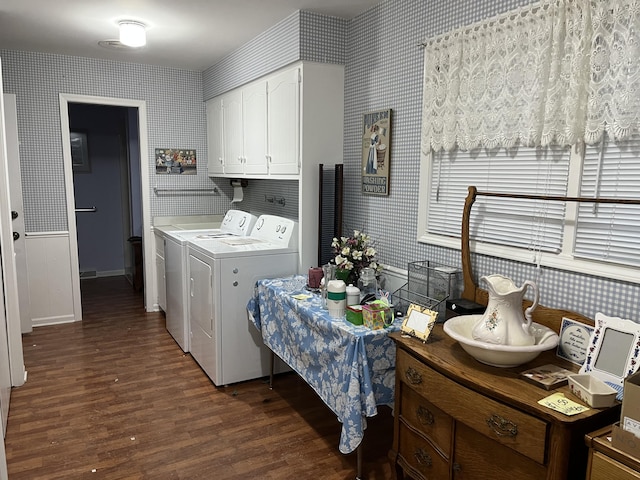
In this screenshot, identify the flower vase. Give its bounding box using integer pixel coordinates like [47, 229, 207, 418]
[335, 268, 353, 284]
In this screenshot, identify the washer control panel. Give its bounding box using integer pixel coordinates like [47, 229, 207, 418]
[220, 210, 257, 236]
[251, 215, 298, 247]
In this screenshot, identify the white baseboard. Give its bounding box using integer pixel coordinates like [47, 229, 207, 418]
[32, 314, 76, 327]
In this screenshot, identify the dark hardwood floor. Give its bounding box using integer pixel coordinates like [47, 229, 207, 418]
[4, 276, 393, 479]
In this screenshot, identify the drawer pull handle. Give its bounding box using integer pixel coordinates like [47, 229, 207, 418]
[486, 414, 518, 437]
[404, 367, 422, 385]
[414, 448, 432, 468]
[417, 405, 434, 425]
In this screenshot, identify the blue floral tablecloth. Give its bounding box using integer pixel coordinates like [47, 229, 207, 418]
[247, 275, 401, 454]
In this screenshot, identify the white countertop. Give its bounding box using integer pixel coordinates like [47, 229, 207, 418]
[152, 215, 224, 234]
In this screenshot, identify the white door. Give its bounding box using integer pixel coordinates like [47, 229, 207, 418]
[0, 57, 19, 480]
[4, 94, 31, 335]
[0, 60, 25, 390]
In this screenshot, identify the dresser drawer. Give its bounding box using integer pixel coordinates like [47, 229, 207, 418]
[397, 421, 450, 480]
[400, 383, 453, 458]
[590, 451, 640, 480]
[397, 349, 548, 464]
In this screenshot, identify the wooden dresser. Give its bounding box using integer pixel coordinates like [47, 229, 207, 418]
[390, 328, 620, 480]
[585, 426, 640, 480]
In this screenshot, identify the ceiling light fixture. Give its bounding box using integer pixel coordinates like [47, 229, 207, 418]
[119, 21, 146, 48]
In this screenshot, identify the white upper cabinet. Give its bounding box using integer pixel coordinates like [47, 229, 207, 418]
[208, 82, 268, 176]
[206, 62, 342, 183]
[222, 89, 244, 174]
[267, 67, 300, 175]
[241, 81, 268, 175]
[206, 97, 224, 176]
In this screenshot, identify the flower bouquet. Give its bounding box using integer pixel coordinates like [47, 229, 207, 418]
[331, 230, 380, 284]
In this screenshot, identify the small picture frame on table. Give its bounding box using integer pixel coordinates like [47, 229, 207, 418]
[580, 312, 640, 399]
[401, 304, 438, 342]
[556, 317, 594, 366]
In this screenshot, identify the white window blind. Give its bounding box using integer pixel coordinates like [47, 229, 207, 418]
[427, 145, 570, 252]
[576, 135, 640, 266]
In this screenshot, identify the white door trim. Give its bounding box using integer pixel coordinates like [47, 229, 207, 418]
[59, 94, 152, 318]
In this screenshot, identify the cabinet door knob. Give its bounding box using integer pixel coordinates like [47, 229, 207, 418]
[414, 448, 432, 468]
[13, 231, 20, 241]
[453, 462, 462, 473]
[233, 281, 239, 287]
[404, 366, 422, 385]
[486, 414, 518, 437]
[417, 405, 434, 425]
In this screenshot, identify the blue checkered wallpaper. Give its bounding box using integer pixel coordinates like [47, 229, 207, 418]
[209, 0, 638, 322]
[203, 10, 346, 100]
[0, 50, 228, 231]
[2, 0, 638, 321]
[341, 0, 638, 321]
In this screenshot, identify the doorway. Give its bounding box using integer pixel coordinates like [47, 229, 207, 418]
[59, 94, 152, 320]
[69, 103, 139, 285]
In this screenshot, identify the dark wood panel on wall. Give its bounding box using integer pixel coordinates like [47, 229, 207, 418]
[318, 163, 343, 267]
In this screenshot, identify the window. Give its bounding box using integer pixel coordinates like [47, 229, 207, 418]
[576, 135, 640, 267]
[417, 135, 640, 284]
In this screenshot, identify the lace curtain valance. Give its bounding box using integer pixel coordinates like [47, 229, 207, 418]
[421, 0, 640, 153]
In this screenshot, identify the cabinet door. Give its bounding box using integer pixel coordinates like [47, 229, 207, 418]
[188, 253, 214, 336]
[206, 97, 224, 175]
[223, 90, 244, 174]
[154, 233, 166, 311]
[156, 253, 166, 311]
[267, 67, 300, 175]
[242, 81, 268, 174]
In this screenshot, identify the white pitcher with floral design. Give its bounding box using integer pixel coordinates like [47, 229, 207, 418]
[472, 274, 539, 346]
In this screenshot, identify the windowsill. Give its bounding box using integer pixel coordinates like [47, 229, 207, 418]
[418, 233, 639, 285]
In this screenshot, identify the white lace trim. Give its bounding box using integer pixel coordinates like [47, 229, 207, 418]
[421, 0, 640, 152]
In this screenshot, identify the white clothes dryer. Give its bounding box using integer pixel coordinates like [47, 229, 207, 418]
[187, 215, 298, 386]
[163, 210, 256, 352]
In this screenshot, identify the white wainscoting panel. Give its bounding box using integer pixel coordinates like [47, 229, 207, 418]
[25, 232, 76, 326]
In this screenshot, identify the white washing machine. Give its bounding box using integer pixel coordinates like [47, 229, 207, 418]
[163, 210, 257, 352]
[187, 214, 298, 386]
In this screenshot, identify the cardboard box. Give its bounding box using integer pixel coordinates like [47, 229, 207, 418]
[612, 423, 640, 459]
[620, 371, 640, 438]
